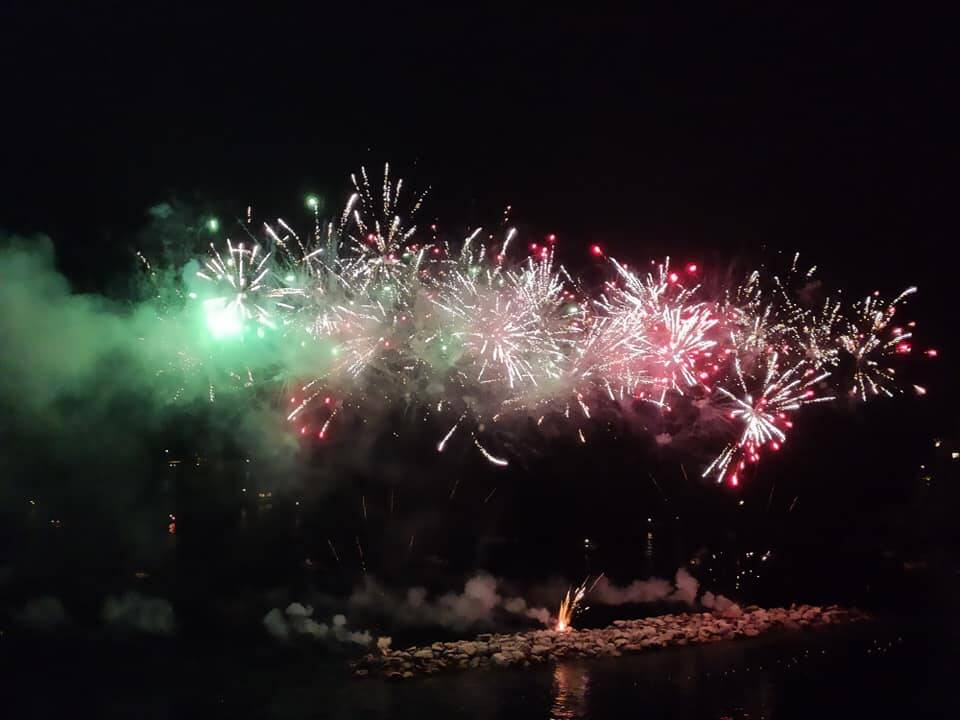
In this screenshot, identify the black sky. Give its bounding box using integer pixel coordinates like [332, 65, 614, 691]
[1, 5, 953, 279]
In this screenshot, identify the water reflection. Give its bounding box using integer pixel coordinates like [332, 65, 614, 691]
[551, 663, 590, 719]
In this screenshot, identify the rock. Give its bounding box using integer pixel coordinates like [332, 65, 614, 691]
[743, 626, 760, 637]
[353, 669, 369, 678]
[402, 671, 414, 679]
[460, 641, 478, 656]
[491, 652, 510, 666]
[414, 649, 434, 659]
[476, 633, 492, 642]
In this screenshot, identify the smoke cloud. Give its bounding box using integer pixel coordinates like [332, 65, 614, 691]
[0, 237, 303, 513]
[700, 591, 736, 612]
[348, 572, 553, 631]
[101, 591, 175, 635]
[263, 602, 374, 646]
[14, 595, 68, 629]
[593, 568, 701, 606]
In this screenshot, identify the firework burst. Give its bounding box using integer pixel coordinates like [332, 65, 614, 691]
[430, 268, 565, 389]
[196, 240, 276, 338]
[704, 351, 834, 486]
[157, 166, 926, 483]
[840, 287, 917, 400]
[340, 164, 430, 298]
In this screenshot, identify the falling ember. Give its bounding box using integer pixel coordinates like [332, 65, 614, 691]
[318, 408, 339, 439]
[473, 436, 509, 467]
[437, 415, 464, 452]
[355, 535, 367, 574]
[327, 539, 341, 566]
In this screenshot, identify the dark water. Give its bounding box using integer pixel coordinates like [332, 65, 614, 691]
[6, 617, 955, 719]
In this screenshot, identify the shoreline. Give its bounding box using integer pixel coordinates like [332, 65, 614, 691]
[351, 604, 868, 679]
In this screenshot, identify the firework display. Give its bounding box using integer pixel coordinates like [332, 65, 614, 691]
[153, 165, 927, 486]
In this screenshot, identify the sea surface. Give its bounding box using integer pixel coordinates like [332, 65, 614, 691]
[5, 615, 955, 719]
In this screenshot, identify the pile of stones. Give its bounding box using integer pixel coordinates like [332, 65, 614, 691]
[351, 604, 868, 679]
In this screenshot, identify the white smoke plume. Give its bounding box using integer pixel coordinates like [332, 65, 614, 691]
[263, 602, 373, 646]
[670, 568, 700, 605]
[348, 572, 552, 630]
[593, 576, 673, 604]
[503, 595, 552, 625]
[101, 591, 175, 635]
[701, 591, 736, 612]
[593, 568, 701, 606]
[14, 595, 68, 629]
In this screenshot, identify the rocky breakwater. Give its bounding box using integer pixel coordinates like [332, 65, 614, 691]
[351, 604, 868, 679]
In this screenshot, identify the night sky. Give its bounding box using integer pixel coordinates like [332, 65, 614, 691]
[1, 5, 956, 583]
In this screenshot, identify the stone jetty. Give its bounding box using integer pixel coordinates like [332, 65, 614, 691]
[350, 604, 867, 679]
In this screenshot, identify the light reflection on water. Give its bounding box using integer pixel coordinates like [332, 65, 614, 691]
[550, 663, 590, 719]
